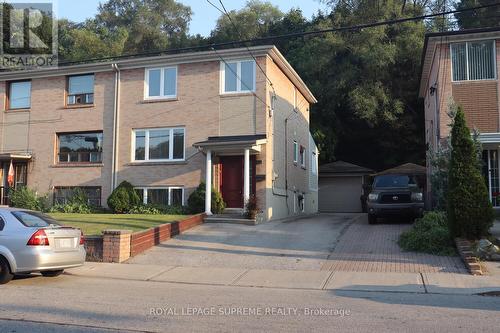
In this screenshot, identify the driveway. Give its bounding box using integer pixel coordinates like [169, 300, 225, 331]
[127, 214, 355, 271]
[321, 216, 467, 274]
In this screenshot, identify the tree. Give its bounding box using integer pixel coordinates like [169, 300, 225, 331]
[455, 0, 500, 29]
[94, 0, 192, 54]
[211, 0, 283, 42]
[447, 106, 494, 239]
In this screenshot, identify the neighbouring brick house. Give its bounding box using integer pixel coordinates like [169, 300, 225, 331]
[0, 45, 318, 221]
[419, 27, 500, 206]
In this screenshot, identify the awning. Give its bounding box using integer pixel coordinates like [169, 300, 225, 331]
[477, 133, 500, 144]
[194, 135, 267, 154]
[0, 153, 32, 161]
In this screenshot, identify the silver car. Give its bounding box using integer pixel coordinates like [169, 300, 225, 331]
[0, 208, 85, 284]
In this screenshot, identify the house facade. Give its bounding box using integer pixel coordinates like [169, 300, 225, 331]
[420, 27, 500, 207]
[0, 45, 318, 221]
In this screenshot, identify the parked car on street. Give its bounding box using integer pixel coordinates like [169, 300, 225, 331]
[366, 174, 424, 224]
[0, 208, 85, 284]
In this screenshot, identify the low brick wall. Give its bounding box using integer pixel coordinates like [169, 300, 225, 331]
[130, 213, 206, 258]
[455, 238, 483, 275]
[84, 236, 103, 262]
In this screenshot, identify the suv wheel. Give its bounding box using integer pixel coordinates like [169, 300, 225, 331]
[0, 257, 14, 285]
[368, 214, 377, 225]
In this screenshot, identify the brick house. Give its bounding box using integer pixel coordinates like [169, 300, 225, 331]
[419, 27, 500, 206]
[0, 45, 318, 221]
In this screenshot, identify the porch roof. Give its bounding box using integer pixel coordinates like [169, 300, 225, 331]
[193, 135, 267, 153]
[0, 153, 32, 161]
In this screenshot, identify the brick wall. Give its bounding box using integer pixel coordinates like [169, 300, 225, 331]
[129, 213, 205, 258]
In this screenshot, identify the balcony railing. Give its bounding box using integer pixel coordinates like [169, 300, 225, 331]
[58, 152, 102, 163]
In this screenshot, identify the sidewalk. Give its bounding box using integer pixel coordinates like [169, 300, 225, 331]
[66, 262, 500, 295]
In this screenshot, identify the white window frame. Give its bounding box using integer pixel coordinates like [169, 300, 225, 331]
[450, 39, 497, 82]
[293, 141, 298, 164]
[136, 187, 185, 206]
[311, 151, 317, 175]
[220, 59, 256, 94]
[131, 127, 185, 162]
[144, 66, 178, 100]
[300, 145, 306, 169]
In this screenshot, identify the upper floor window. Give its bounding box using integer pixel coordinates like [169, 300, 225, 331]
[133, 127, 185, 162]
[293, 141, 298, 164]
[145, 67, 177, 99]
[8, 80, 31, 109]
[58, 131, 103, 163]
[67, 74, 94, 105]
[222, 60, 255, 93]
[451, 40, 496, 81]
[311, 151, 317, 175]
[300, 145, 306, 168]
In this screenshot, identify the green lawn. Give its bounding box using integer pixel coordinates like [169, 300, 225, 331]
[48, 213, 189, 236]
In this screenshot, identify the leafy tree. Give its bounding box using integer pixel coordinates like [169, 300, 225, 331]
[211, 0, 284, 42]
[447, 107, 494, 239]
[454, 0, 500, 29]
[94, 0, 192, 54]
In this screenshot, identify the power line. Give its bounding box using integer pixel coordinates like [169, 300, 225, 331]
[207, 0, 276, 93]
[56, 2, 500, 66]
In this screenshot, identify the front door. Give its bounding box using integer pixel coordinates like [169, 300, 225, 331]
[220, 156, 244, 208]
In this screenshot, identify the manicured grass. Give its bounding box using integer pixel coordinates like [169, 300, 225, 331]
[48, 213, 189, 236]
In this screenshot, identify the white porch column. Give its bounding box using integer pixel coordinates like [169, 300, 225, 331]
[243, 148, 250, 205]
[205, 150, 212, 215]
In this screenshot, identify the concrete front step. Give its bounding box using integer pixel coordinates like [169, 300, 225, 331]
[204, 215, 257, 225]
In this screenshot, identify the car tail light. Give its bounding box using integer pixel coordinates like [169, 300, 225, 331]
[79, 230, 85, 245]
[27, 229, 49, 246]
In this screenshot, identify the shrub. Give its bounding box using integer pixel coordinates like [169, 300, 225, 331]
[9, 187, 44, 211]
[399, 211, 456, 256]
[128, 203, 187, 215]
[244, 195, 258, 219]
[107, 181, 141, 213]
[187, 182, 226, 214]
[48, 188, 93, 214]
[447, 107, 494, 239]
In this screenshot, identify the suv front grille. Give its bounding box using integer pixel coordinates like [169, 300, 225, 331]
[380, 193, 411, 204]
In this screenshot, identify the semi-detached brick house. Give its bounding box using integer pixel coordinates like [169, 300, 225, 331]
[0, 45, 319, 222]
[419, 27, 500, 206]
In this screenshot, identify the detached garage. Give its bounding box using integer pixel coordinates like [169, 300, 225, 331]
[319, 161, 373, 213]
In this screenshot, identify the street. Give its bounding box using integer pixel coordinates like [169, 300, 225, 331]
[1, 274, 499, 332]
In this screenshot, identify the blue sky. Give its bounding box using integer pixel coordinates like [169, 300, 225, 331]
[55, 0, 327, 36]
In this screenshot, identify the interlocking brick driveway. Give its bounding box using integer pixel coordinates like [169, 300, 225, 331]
[321, 216, 467, 274]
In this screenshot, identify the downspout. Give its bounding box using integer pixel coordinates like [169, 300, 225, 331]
[111, 63, 121, 192]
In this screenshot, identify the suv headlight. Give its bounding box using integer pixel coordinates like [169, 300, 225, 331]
[411, 192, 423, 202]
[368, 193, 379, 202]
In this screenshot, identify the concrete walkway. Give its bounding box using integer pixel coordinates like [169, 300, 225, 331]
[66, 262, 500, 295]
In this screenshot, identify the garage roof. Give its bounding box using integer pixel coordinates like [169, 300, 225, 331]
[319, 161, 373, 175]
[375, 163, 426, 176]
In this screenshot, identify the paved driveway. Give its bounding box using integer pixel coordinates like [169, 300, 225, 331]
[321, 216, 467, 274]
[127, 214, 355, 271]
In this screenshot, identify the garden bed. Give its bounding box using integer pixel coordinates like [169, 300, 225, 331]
[48, 213, 189, 236]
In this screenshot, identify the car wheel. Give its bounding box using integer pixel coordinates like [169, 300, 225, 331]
[0, 257, 14, 285]
[368, 215, 377, 225]
[41, 270, 64, 277]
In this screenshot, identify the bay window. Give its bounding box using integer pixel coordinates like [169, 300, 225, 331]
[451, 40, 496, 81]
[222, 60, 255, 93]
[133, 127, 185, 162]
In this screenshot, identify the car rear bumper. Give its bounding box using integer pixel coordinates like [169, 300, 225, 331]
[367, 202, 424, 217]
[14, 246, 86, 273]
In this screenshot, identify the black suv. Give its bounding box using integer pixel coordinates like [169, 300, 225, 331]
[366, 174, 424, 224]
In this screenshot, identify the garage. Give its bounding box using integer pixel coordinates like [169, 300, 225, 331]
[319, 161, 373, 213]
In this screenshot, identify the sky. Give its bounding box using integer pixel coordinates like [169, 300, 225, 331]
[55, 0, 328, 36]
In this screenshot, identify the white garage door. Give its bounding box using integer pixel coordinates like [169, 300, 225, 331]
[319, 176, 363, 213]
